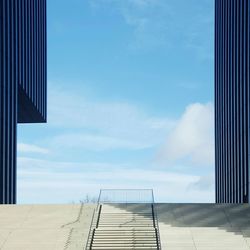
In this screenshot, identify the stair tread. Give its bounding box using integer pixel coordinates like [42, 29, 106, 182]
[86, 204, 160, 249]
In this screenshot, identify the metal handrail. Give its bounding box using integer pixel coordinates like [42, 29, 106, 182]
[151, 202, 161, 249]
[97, 190, 102, 205]
[95, 205, 102, 228]
[86, 189, 161, 249]
[85, 208, 96, 250]
[89, 228, 95, 250]
[151, 189, 155, 204]
[151, 204, 156, 228]
[98, 189, 154, 204]
[153, 204, 162, 250]
[155, 227, 160, 249]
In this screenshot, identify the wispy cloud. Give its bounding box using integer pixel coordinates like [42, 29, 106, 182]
[50, 133, 154, 151]
[17, 143, 49, 154]
[47, 82, 174, 151]
[188, 174, 214, 191]
[91, 0, 171, 50]
[90, 0, 214, 57]
[17, 157, 214, 203]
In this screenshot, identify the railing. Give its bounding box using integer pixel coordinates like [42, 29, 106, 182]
[85, 207, 96, 250]
[85, 189, 161, 249]
[95, 205, 102, 228]
[85, 203, 102, 250]
[153, 204, 162, 250]
[97, 189, 155, 204]
[89, 228, 95, 249]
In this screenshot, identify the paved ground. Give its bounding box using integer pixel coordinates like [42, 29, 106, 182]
[0, 204, 94, 250]
[107, 204, 250, 250]
[0, 203, 249, 250]
[156, 204, 250, 250]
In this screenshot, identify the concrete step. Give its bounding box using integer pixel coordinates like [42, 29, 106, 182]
[91, 243, 158, 247]
[90, 247, 158, 250]
[87, 204, 160, 249]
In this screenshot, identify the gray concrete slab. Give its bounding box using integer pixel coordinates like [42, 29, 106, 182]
[156, 204, 250, 250]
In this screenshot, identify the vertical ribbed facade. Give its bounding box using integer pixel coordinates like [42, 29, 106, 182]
[215, 0, 250, 203]
[17, 0, 47, 123]
[0, 0, 18, 204]
[0, 0, 47, 204]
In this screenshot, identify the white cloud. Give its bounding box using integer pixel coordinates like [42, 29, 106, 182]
[157, 103, 214, 166]
[17, 143, 49, 154]
[188, 175, 214, 191]
[51, 133, 153, 151]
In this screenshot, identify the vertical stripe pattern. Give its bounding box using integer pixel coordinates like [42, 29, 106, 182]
[215, 0, 249, 203]
[0, 0, 47, 204]
[17, 0, 47, 123]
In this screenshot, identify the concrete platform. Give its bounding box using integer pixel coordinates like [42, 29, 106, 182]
[0, 204, 249, 250]
[0, 204, 94, 250]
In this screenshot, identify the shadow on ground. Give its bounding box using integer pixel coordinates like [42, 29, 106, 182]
[109, 203, 250, 237]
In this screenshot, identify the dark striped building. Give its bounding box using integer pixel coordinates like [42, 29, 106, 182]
[0, 0, 47, 204]
[215, 0, 249, 203]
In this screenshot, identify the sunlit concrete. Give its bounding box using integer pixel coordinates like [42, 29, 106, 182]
[0, 204, 249, 250]
[0, 204, 94, 250]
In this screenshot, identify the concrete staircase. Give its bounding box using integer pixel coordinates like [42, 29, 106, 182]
[86, 204, 160, 249]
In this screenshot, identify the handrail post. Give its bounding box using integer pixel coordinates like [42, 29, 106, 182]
[151, 189, 155, 204]
[97, 190, 102, 204]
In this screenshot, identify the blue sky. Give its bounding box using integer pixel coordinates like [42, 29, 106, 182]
[17, 0, 215, 203]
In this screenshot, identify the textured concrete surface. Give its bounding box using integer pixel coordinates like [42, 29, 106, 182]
[156, 204, 250, 250]
[0, 204, 250, 250]
[0, 204, 94, 250]
[158, 204, 250, 250]
[113, 203, 250, 250]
